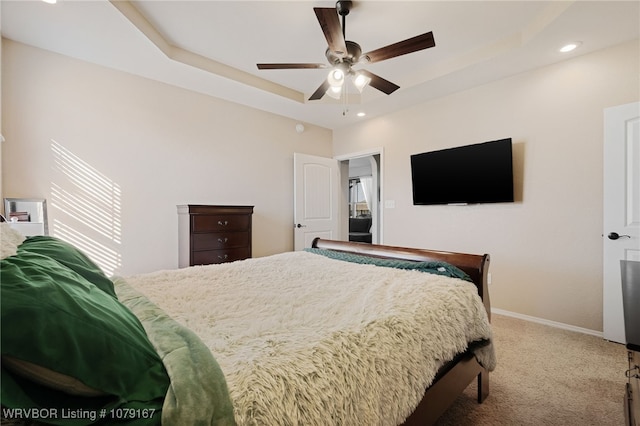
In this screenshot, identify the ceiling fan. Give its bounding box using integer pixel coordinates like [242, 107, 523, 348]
[257, 1, 436, 101]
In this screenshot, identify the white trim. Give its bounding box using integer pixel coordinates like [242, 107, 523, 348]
[492, 308, 604, 338]
[334, 147, 384, 162]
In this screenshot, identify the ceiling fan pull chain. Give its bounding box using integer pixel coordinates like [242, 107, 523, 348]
[342, 85, 349, 116]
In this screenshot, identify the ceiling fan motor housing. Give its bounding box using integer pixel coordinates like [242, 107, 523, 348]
[325, 40, 362, 65]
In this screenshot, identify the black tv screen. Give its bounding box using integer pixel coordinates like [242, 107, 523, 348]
[411, 138, 514, 205]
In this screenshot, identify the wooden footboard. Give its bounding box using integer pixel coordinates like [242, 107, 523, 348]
[311, 238, 491, 425]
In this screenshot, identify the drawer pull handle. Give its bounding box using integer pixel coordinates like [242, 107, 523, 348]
[218, 220, 229, 226]
[218, 254, 229, 260]
[218, 237, 228, 243]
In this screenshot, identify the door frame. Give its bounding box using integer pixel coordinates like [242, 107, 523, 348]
[335, 148, 384, 244]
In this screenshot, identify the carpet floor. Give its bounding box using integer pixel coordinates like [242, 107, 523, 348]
[436, 313, 629, 425]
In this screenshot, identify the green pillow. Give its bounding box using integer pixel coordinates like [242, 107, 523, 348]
[18, 236, 117, 298]
[1, 248, 169, 425]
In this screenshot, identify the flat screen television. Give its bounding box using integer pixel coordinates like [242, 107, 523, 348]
[410, 138, 514, 205]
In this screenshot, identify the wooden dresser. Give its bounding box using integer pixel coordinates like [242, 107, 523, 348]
[178, 205, 254, 267]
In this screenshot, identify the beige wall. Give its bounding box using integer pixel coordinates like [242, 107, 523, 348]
[3, 36, 639, 332]
[1, 39, 332, 275]
[333, 39, 640, 332]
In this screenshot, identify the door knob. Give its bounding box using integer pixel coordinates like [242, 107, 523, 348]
[608, 232, 631, 240]
[295, 223, 307, 228]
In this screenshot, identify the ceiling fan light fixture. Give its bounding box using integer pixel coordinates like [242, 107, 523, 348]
[353, 72, 371, 93]
[327, 85, 343, 99]
[328, 68, 345, 87]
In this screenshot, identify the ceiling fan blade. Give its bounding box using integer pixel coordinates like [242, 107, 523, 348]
[362, 31, 435, 63]
[314, 7, 347, 57]
[359, 70, 400, 95]
[308, 80, 331, 101]
[257, 63, 326, 70]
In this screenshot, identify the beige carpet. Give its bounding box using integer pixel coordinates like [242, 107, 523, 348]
[436, 313, 629, 426]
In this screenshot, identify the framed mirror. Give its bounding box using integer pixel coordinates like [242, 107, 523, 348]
[3, 198, 49, 236]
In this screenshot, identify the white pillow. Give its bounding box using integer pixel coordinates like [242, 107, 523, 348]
[0, 223, 26, 260]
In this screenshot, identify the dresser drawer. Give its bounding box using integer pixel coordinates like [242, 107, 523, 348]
[192, 214, 250, 232]
[192, 247, 251, 265]
[192, 231, 250, 251]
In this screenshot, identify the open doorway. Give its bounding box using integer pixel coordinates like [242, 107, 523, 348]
[340, 152, 382, 244]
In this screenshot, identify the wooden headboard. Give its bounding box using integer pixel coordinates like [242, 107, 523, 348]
[311, 238, 491, 319]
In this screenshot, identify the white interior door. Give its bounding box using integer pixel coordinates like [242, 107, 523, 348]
[603, 101, 640, 343]
[293, 153, 340, 251]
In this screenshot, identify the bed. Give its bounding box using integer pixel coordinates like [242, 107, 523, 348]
[1, 223, 495, 426]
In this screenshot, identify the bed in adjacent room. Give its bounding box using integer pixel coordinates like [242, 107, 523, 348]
[1, 223, 495, 425]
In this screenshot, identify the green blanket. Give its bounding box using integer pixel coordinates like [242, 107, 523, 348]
[113, 277, 236, 426]
[305, 248, 471, 281]
[0, 229, 235, 426]
[1, 236, 169, 425]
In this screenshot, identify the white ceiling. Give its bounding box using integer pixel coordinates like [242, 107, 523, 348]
[2, 0, 639, 130]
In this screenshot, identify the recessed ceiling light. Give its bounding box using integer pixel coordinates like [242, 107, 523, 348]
[357, 112, 366, 117]
[42, 0, 57, 3]
[559, 42, 582, 53]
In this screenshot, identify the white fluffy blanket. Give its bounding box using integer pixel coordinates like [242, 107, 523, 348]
[0, 223, 26, 260]
[126, 251, 496, 426]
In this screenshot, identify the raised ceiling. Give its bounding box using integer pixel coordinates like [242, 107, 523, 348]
[2, 1, 638, 130]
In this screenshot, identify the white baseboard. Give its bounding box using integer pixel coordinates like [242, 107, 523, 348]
[491, 308, 604, 338]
